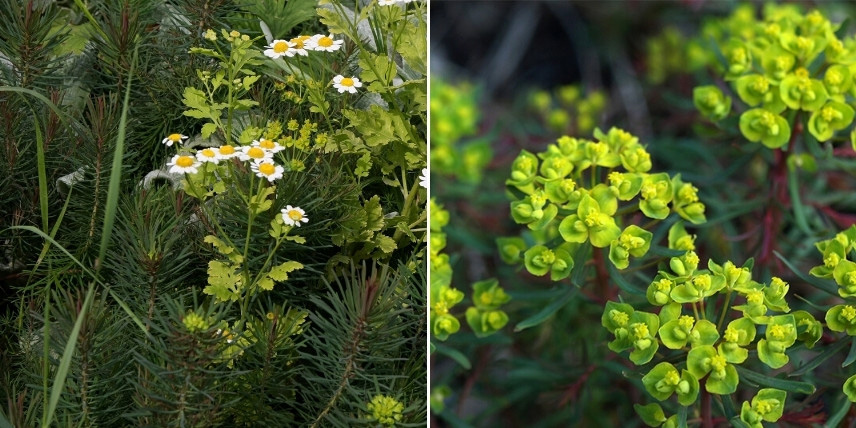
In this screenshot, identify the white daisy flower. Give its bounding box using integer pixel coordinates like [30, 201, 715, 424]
[196, 147, 220, 164]
[216, 144, 239, 160]
[332, 75, 362, 94]
[162, 133, 188, 147]
[419, 167, 428, 189]
[307, 34, 343, 52]
[167, 154, 202, 174]
[288, 36, 311, 56]
[253, 138, 285, 153]
[281, 205, 308, 227]
[251, 161, 285, 182]
[238, 146, 273, 163]
[264, 39, 296, 59]
[378, 0, 398, 5]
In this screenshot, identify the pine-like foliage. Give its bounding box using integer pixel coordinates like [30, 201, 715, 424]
[295, 260, 427, 427]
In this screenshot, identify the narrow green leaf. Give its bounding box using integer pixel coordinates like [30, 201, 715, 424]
[791, 338, 849, 376]
[106, 288, 147, 335]
[34, 123, 48, 231]
[514, 286, 577, 332]
[735, 366, 815, 394]
[571, 244, 591, 285]
[827, 395, 852, 428]
[32, 183, 74, 275]
[45, 282, 96, 427]
[608, 261, 645, 295]
[433, 343, 471, 369]
[0, 86, 68, 120]
[72, 0, 110, 41]
[843, 337, 856, 368]
[775, 251, 839, 296]
[98, 45, 138, 275]
[648, 245, 687, 258]
[677, 405, 688, 428]
[787, 166, 812, 235]
[9, 226, 99, 283]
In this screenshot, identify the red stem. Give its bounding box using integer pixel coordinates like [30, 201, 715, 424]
[592, 246, 611, 302]
[759, 119, 800, 267]
[701, 388, 713, 428]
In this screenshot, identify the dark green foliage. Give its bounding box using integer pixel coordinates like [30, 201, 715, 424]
[295, 261, 427, 427]
[131, 298, 238, 427]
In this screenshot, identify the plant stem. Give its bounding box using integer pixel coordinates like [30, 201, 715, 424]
[717, 289, 732, 331]
[702, 388, 713, 428]
[759, 114, 800, 266]
[592, 246, 610, 301]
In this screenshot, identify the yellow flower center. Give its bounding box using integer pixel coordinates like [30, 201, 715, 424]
[751, 76, 769, 93]
[676, 235, 695, 251]
[821, 106, 842, 122]
[584, 211, 605, 228]
[692, 274, 711, 290]
[775, 56, 791, 72]
[830, 39, 845, 54]
[747, 290, 764, 305]
[219, 145, 236, 155]
[655, 278, 672, 292]
[480, 292, 492, 306]
[795, 67, 810, 79]
[287, 209, 303, 221]
[824, 252, 840, 268]
[631, 322, 649, 339]
[200, 148, 215, 158]
[764, 23, 780, 36]
[827, 70, 843, 86]
[259, 139, 276, 149]
[619, 234, 644, 249]
[684, 252, 699, 266]
[290, 38, 305, 49]
[176, 156, 194, 167]
[678, 184, 699, 203]
[847, 271, 856, 286]
[641, 183, 658, 200]
[318, 36, 334, 48]
[724, 326, 739, 343]
[710, 354, 727, 372]
[610, 310, 629, 327]
[168, 133, 182, 142]
[678, 315, 695, 331]
[754, 399, 778, 415]
[730, 47, 746, 64]
[273, 41, 289, 53]
[258, 163, 276, 175]
[795, 37, 812, 52]
[247, 147, 265, 159]
[560, 179, 576, 194]
[769, 324, 789, 340]
[537, 249, 555, 265]
[340, 77, 354, 87]
[842, 305, 856, 322]
[664, 369, 681, 386]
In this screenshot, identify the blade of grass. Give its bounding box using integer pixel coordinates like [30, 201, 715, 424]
[97, 44, 138, 276]
[71, 0, 110, 41]
[43, 282, 96, 427]
[34, 123, 48, 232]
[30, 184, 75, 279]
[8, 226, 100, 282]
